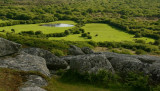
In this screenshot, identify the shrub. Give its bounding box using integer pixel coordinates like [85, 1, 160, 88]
[123, 72, 150, 90]
[87, 35, 92, 39]
[51, 49, 65, 56]
[35, 31, 43, 35]
[134, 33, 142, 38]
[81, 33, 88, 37]
[64, 30, 70, 35]
[135, 39, 146, 44]
[79, 29, 85, 33]
[21, 31, 35, 35]
[11, 29, 15, 33]
[136, 49, 146, 55]
[73, 30, 81, 34]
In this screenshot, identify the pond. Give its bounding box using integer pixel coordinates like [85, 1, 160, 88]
[41, 23, 74, 27]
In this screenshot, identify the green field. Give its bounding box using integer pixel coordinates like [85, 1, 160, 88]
[50, 23, 154, 43]
[0, 20, 76, 34]
[0, 21, 154, 43]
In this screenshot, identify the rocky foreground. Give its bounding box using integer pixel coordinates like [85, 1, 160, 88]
[0, 37, 160, 91]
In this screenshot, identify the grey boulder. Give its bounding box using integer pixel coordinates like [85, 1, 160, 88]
[19, 75, 47, 91]
[69, 54, 114, 74]
[0, 52, 50, 76]
[81, 47, 94, 54]
[0, 37, 21, 56]
[109, 57, 149, 73]
[22, 48, 68, 70]
[68, 45, 85, 55]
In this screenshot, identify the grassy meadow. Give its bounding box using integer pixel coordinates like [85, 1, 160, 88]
[0, 20, 154, 43]
[50, 23, 154, 43]
[0, 20, 76, 34]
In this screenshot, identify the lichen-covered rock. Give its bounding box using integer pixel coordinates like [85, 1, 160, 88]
[0, 37, 21, 56]
[69, 54, 114, 74]
[0, 52, 50, 76]
[81, 47, 94, 54]
[109, 57, 149, 73]
[68, 45, 85, 55]
[22, 48, 68, 70]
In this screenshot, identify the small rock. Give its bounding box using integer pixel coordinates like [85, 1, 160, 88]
[0, 37, 21, 56]
[68, 45, 85, 55]
[81, 47, 94, 54]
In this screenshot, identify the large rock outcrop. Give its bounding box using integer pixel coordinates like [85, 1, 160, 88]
[0, 37, 50, 91]
[0, 52, 50, 76]
[22, 48, 68, 70]
[0, 37, 21, 56]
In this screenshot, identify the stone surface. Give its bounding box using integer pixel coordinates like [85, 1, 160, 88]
[22, 48, 68, 70]
[69, 54, 114, 74]
[0, 52, 50, 76]
[0, 37, 21, 56]
[148, 63, 160, 81]
[81, 47, 94, 54]
[19, 86, 46, 91]
[109, 57, 149, 73]
[19, 75, 47, 91]
[68, 45, 85, 55]
[22, 75, 48, 87]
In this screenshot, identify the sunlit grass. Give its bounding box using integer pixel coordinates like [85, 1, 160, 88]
[50, 23, 154, 43]
[0, 20, 76, 34]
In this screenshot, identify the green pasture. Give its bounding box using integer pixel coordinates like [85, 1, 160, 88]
[0, 21, 154, 43]
[0, 20, 76, 34]
[51, 23, 154, 43]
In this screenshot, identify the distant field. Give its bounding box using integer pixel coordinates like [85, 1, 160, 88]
[0, 21, 154, 43]
[50, 23, 154, 43]
[0, 20, 76, 34]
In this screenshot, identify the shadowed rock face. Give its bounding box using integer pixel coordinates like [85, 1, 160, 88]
[0, 38, 21, 56]
[22, 48, 68, 70]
